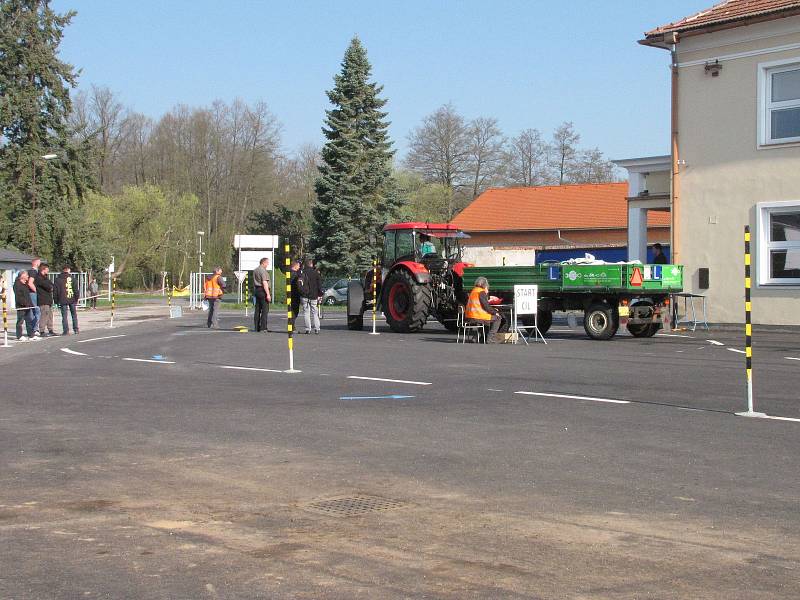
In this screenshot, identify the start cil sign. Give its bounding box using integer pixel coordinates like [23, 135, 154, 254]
[513, 284, 538, 316]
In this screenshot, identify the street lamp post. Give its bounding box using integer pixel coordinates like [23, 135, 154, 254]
[30, 153, 59, 253]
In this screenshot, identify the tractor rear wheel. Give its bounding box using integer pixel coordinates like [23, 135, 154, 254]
[383, 269, 431, 333]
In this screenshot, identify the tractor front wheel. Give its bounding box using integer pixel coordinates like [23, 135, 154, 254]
[383, 269, 432, 333]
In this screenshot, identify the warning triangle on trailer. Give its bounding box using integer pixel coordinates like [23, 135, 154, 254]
[630, 267, 644, 287]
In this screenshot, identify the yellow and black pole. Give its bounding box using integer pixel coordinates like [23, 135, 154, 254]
[285, 244, 299, 373]
[737, 225, 765, 418]
[1, 285, 8, 347]
[369, 257, 380, 336]
[166, 273, 172, 310]
[110, 277, 116, 328]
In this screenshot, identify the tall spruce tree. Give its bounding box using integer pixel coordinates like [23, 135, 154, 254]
[311, 37, 399, 275]
[0, 0, 98, 266]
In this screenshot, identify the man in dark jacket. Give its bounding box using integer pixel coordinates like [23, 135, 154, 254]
[289, 260, 301, 328]
[35, 263, 56, 336]
[13, 271, 35, 341]
[298, 258, 322, 334]
[54, 266, 80, 335]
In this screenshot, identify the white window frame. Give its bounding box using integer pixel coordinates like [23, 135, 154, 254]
[757, 200, 800, 286]
[758, 57, 800, 147]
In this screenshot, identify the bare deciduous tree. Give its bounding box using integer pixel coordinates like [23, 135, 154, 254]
[466, 116, 506, 199]
[549, 121, 580, 185]
[506, 128, 548, 186]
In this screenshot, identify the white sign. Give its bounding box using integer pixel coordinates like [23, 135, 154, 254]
[233, 270, 247, 283]
[234, 234, 278, 250]
[514, 284, 538, 316]
[239, 250, 273, 271]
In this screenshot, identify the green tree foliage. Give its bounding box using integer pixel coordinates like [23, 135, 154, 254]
[86, 185, 199, 289]
[0, 0, 97, 267]
[311, 37, 400, 274]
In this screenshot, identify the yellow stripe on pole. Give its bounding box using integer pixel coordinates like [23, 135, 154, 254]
[747, 368, 752, 380]
[744, 254, 751, 266]
[746, 347, 752, 358]
[288, 337, 293, 351]
[745, 277, 751, 288]
[745, 231, 751, 242]
[745, 323, 752, 336]
[745, 301, 751, 312]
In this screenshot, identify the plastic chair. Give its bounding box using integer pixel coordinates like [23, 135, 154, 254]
[457, 305, 486, 344]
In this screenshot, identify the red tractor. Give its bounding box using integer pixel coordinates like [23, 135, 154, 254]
[347, 223, 472, 333]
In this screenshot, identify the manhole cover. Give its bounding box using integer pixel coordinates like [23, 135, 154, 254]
[303, 495, 407, 517]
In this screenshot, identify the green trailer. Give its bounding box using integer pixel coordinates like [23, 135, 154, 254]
[462, 263, 684, 340]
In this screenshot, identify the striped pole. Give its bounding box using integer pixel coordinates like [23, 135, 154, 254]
[110, 277, 116, 328]
[737, 225, 765, 417]
[1, 287, 8, 347]
[166, 273, 172, 310]
[285, 244, 299, 373]
[369, 257, 380, 335]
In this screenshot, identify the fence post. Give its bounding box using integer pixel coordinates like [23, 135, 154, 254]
[369, 257, 380, 335]
[736, 225, 765, 418]
[285, 245, 299, 373]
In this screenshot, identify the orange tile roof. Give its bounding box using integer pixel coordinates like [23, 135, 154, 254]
[450, 183, 670, 233]
[644, 0, 800, 39]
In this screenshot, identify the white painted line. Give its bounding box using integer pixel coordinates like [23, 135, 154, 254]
[347, 375, 432, 386]
[487, 388, 504, 392]
[763, 415, 800, 423]
[220, 365, 283, 373]
[784, 357, 800, 361]
[122, 357, 175, 364]
[77, 334, 127, 343]
[727, 348, 746, 354]
[515, 391, 630, 405]
[707, 340, 724, 346]
[656, 333, 692, 338]
[60, 348, 87, 356]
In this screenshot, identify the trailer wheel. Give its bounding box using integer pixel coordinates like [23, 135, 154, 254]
[383, 269, 431, 333]
[627, 322, 658, 338]
[583, 303, 618, 340]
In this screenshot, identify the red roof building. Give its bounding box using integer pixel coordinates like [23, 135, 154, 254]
[450, 183, 669, 265]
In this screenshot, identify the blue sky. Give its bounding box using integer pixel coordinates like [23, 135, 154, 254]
[52, 0, 713, 160]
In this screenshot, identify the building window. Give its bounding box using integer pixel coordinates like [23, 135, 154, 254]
[761, 60, 800, 145]
[758, 202, 800, 285]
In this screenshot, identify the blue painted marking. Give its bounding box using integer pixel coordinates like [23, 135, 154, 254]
[547, 266, 561, 281]
[340, 395, 416, 400]
[653, 265, 662, 280]
[152, 354, 165, 361]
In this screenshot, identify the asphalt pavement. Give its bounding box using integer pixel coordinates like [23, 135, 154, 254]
[1, 308, 798, 598]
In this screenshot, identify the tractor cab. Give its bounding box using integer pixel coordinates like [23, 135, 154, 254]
[382, 223, 467, 273]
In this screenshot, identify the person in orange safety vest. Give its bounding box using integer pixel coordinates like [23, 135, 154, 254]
[464, 276, 504, 343]
[204, 267, 226, 329]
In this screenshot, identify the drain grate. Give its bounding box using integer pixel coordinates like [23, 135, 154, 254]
[303, 495, 407, 517]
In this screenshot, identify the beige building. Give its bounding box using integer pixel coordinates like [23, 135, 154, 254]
[641, 0, 800, 324]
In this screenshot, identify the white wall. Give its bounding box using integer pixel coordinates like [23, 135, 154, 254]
[461, 246, 536, 267]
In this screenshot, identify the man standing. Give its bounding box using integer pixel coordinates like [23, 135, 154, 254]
[27, 257, 41, 337]
[203, 267, 225, 329]
[35, 263, 56, 337]
[652, 243, 668, 264]
[54, 266, 80, 335]
[299, 258, 322, 334]
[88, 277, 99, 309]
[13, 271, 35, 341]
[465, 276, 504, 343]
[289, 260, 301, 327]
[252, 257, 271, 332]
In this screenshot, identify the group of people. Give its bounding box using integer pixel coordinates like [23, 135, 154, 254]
[8, 258, 83, 341]
[202, 257, 324, 334]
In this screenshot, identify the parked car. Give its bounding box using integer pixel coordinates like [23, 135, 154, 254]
[322, 278, 352, 305]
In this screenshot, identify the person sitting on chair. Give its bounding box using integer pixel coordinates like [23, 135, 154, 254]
[418, 234, 436, 257]
[464, 276, 504, 343]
